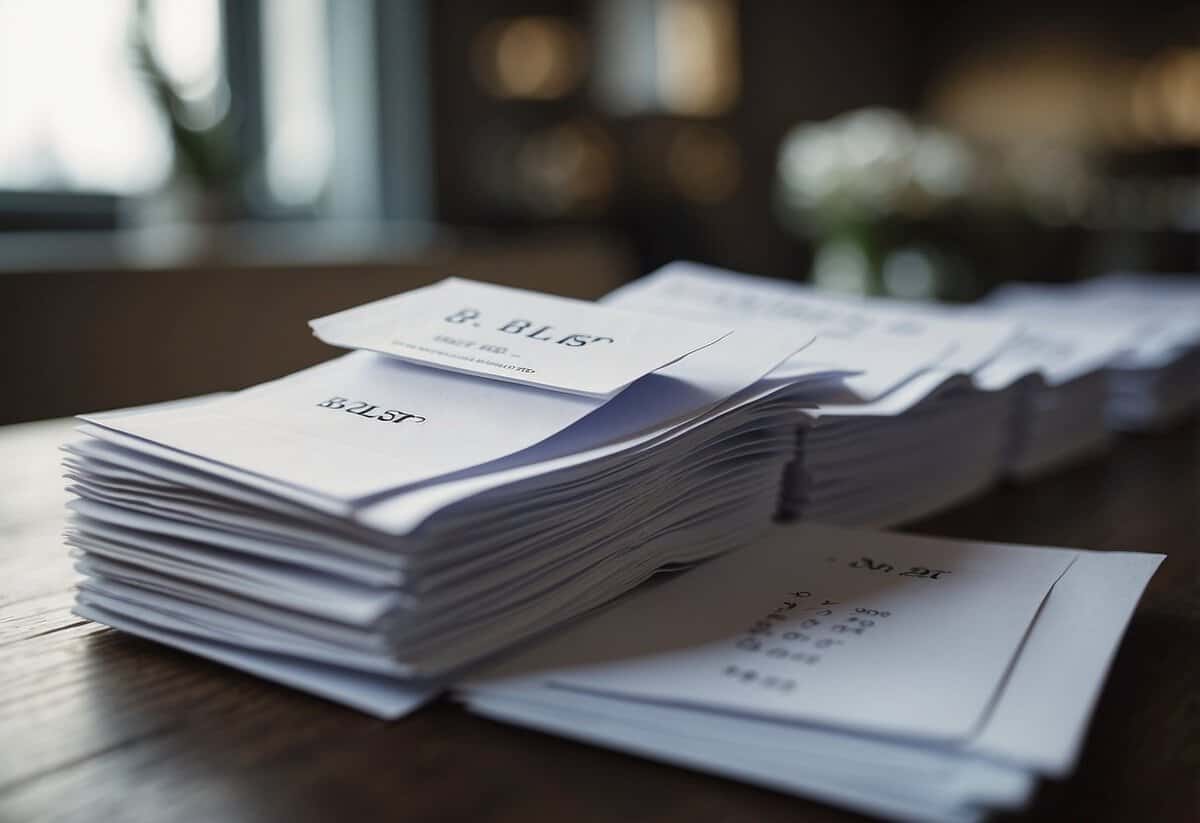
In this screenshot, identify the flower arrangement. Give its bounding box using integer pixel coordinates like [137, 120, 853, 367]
[776, 108, 975, 297]
[779, 108, 973, 228]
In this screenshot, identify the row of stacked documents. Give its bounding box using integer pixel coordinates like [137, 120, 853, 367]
[65, 268, 1193, 819]
[601, 264, 1200, 523]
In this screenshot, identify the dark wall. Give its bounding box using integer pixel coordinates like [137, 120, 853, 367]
[428, 1, 927, 279]
[425, 0, 1198, 282]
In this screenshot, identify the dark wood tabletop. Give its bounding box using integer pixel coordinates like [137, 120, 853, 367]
[2, 417, 1197, 823]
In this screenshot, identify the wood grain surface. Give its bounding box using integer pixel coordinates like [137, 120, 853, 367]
[1, 416, 1197, 823]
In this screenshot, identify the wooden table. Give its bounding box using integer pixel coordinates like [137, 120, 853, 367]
[2, 417, 1197, 822]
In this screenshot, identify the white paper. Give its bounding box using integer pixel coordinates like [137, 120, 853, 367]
[985, 278, 1200, 369]
[967, 308, 1134, 388]
[79, 350, 604, 502]
[465, 691, 1007, 823]
[461, 525, 1163, 819]
[1074, 272, 1200, 359]
[471, 524, 1075, 741]
[352, 356, 825, 535]
[310, 277, 733, 397]
[603, 262, 1017, 401]
[73, 601, 435, 718]
[967, 549, 1163, 774]
[80, 327, 811, 518]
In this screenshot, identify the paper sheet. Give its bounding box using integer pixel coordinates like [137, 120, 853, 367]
[310, 277, 733, 397]
[603, 262, 1017, 401]
[472, 524, 1077, 741]
[461, 524, 1163, 818]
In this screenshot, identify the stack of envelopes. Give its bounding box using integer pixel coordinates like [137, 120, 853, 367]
[966, 314, 1132, 479]
[602, 263, 1020, 527]
[793, 373, 1017, 525]
[65, 278, 844, 715]
[986, 273, 1200, 432]
[460, 523, 1163, 823]
[1076, 274, 1200, 430]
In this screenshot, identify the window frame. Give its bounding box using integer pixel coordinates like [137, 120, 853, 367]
[0, 0, 435, 230]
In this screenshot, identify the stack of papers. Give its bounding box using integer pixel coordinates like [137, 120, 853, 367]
[1074, 273, 1200, 429]
[65, 278, 842, 716]
[986, 273, 1200, 432]
[967, 315, 1132, 479]
[603, 263, 1019, 526]
[461, 523, 1163, 823]
[795, 373, 1016, 525]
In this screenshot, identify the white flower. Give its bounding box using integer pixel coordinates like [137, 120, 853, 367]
[778, 107, 975, 225]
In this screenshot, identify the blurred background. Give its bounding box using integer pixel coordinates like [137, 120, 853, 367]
[1, 0, 1197, 423]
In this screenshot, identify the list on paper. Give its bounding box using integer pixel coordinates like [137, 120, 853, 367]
[475, 524, 1078, 741]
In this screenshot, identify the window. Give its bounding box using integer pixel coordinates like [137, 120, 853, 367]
[0, 0, 433, 230]
[0, 0, 224, 196]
